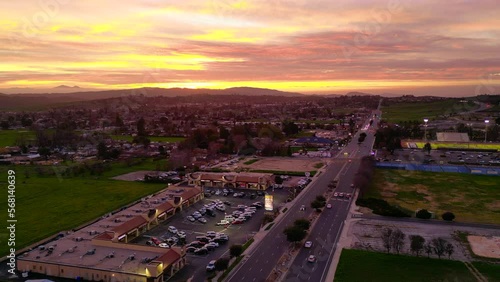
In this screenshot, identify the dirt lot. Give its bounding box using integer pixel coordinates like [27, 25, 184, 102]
[347, 218, 500, 261]
[468, 235, 500, 259]
[241, 157, 326, 172]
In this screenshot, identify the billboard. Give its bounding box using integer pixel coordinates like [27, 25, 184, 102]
[265, 194, 274, 211]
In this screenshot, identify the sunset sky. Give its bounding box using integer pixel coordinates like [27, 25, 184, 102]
[1, 0, 499, 96]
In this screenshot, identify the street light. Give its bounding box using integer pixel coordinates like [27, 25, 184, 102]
[485, 120, 490, 142]
[423, 118, 429, 141]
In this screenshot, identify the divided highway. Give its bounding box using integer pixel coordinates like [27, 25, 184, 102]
[227, 109, 380, 282]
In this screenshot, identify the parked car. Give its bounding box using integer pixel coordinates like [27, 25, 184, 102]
[158, 243, 170, 248]
[168, 226, 178, 234]
[206, 231, 217, 237]
[187, 241, 205, 248]
[304, 241, 313, 248]
[224, 201, 232, 206]
[326, 203, 332, 209]
[176, 231, 186, 239]
[186, 246, 197, 253]
[216, 220, 230, 226]
[194, 247, 209, 255]
[197, 217, 207, 224]
[232, 219, 244, 224]
[196, 236, 210, 243]
[187, 216, 196, 222]
[206, 242, 219, 248]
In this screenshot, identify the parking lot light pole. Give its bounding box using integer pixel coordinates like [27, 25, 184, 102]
[423, 118, 429, 141]
[484, 120, 490, 142]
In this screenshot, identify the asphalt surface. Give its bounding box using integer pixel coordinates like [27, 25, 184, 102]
[227, 111, 380, 282]
[283, 112, 380, 282]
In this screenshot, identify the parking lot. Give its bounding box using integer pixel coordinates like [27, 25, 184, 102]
[379, 148, 500, 166]
[130, 187, 289, 282]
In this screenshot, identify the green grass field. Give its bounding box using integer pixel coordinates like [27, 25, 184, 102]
[366, 169, 500, 224]
[413, 141, 500, 151]
[0, 159, 168, 257]
[111, 135, 186, 143]
[335, 249, 480, 282]
[382, 100, 477, 123]
[243, 158, 259, 165]
[472, 262, 500, 281]
[0, 130, 36, 147]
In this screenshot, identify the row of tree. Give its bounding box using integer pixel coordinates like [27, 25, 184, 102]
[380, 228, 454, 259]
[283, 218, 311, 243]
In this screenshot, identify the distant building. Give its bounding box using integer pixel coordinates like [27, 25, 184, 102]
[187, 172, 274, 190]
[293, 137, 334, 146]
[436, 132, 470, 142]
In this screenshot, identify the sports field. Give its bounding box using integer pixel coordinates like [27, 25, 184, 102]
[0, 159, 168, 257]
[334, 249, 497, 282]
[382, 100, 477, 123]
[413, 141, 500, 151]
[366, 169, 500, 224]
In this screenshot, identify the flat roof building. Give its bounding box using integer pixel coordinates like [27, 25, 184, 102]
[17, 186, 204, 282]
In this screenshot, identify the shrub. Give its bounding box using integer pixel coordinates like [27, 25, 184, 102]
[294, 218, 311, 230]
[416, 209, 432, 219]
[441, 211, 455, 221]
[356, 198, 410, 217]
[230, 245, 243, 258]
[215, 258, 229, 271]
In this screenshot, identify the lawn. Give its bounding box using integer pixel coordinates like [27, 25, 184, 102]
[366, 169, 500, 224]
[413, 141, 500, 151]
[111, 135, 186, 143]
[243, 158, 259, 165]
[334, 249, 477, 282]
[0, 158, 168, 257]
[382, 100, 477, 123]
[0, 130, 36, 147]
[472, 262, 500, 281]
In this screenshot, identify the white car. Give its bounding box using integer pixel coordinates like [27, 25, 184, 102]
[197, 217, 207, 224]
[186, 216, 196, 222]
[206, 231, 217, 237]
[158, 243, 170, 248]
[326, 204, 332, 209]
[177, 231, 186, 239]
[307, 255, 316, 263]
[168, 226, 178, 234]
[304, 241, 313, 248]
[216, 220, 230, 226]
[206, 260, 216, 271]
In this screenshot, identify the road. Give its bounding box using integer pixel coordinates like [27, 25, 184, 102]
[227, 108, 381, 282]
[283, 111, 380, 282]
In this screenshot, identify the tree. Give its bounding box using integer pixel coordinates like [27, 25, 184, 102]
[275, 175, 283, 185]
[316, 195, 326, 203]
[294, 218, 310, 230]
[38, 147, 51, 160]
[310, 200, 323, 209]
[214, 258, 229, 271]
[137, 117, 146, 136]
[409, 235, 425, 257]
[229, 244, 243, 258]
[381, 228, 394, 253]
[416, 209, 432, 219]
[391, 229, 406, 254]
[424, 242, 433, 258]
[441, 211, 455, 221]
[0, 120, 9, 130]
[431, 237, 447, 259]
[158, 145, 165, 155]
[423, 142, 432, 155]
[97, 142, 108, 159]
[283, 225, 307, 244]
[445, 243, 454, 259]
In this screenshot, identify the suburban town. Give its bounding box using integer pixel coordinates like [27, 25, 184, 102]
[1, 1, 500, 282]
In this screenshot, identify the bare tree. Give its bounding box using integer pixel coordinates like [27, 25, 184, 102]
[431, 238, 447, 259]
[391, 229, 406, 254]
[445, 243, 454, 259]
[409, 235, 425, 257]
[381, 228, 394, 253]
[424, 242, 433, 258]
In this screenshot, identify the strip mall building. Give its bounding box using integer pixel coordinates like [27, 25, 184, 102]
[17, 186, 203, 282]
[187, 172, 274, 190]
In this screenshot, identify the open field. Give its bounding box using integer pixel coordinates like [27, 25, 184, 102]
[110, 135, 186, 143]
[0, 159, 168, 257]
[472, 261, 500, 281]
[241, 157, 324, 172]
[382, 100, 476, 123]
[0, 130, 36, 147]
[366, 169, 500, 224]
[335, 249, 478, 282]
[413, 141, 500, 151]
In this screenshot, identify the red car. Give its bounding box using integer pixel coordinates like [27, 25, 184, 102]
[232, 219, 244, 225]
[151, 237, 162, 245]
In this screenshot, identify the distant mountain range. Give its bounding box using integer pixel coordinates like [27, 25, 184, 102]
[0, 86, 308, 110]
[0, 85, 98, 94]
